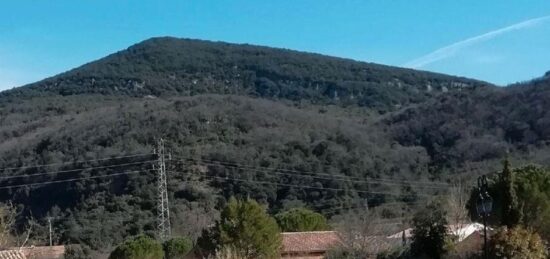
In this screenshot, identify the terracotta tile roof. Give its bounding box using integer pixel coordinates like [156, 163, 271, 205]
[281, 231, 340, 254]
[11, 246, 65, 259]
[0, 250, 26, 259]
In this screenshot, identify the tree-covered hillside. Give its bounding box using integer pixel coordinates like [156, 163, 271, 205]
[1, 37, 490, 111]
[1, 37, 549, 252]
[0, 94, 438, 249]
[387, 75, 550, 173]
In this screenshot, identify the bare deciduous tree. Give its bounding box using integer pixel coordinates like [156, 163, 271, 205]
[331, 208, 402, 257]
[445, 181, 470, 241]
[171, 193, 219, 242]
[0, 202, 17, 249]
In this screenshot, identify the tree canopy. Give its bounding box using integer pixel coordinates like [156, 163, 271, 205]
[199, 197, 281, 258]
[500, 159, 522, 227]
[275, 208, 330, 232]
[163, 237, 193, 259]
[489, 227, 547, 259]
[467, 163, 550, 242]
[410, 202, 449, 259]
[108, 235, 164, 259]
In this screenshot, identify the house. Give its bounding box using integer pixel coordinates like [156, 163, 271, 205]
[280, 231, 408, 259]
[280, 231, 340, 259]
[387, 223, 490, 257]
[451, 231, 484, 258]
[387, 228, 413, 240]
[0, 250, 25, 259]
[448, 223, 486, 242]
[19, 246, 65, 259]
[0, 246, 65, 259]
[387, 223, 488, 242]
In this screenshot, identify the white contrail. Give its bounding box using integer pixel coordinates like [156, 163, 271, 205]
[404, 15, 550, 69]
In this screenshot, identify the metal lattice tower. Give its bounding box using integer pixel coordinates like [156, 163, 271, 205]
[155, 138, 171, 241]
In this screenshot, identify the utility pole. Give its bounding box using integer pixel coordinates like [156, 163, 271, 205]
[155, 138, 171, 241]
[401, 206, 407, 247]
[48, 217, 52, 246]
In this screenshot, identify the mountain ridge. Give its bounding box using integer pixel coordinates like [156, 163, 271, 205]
[1, 37, 492, 111]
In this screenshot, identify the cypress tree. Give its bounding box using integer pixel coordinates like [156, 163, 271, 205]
[500, 159, 522, 227]
[411, 202, 449, 259]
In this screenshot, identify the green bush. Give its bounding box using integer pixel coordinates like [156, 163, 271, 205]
[64, 244, 91, 259]
[410, 202, 449, 259]
[163, 237, 193, 259]
[206, 245, 247, 259]
[467, 164, 550, 242]
[109, 235, 164, 259]
[489, 227, 547, 259]
[199, 197, 281, 258]
[325, 246, 361, 259]
[275, 208, 330, 232]
[376, 247, 410, 259]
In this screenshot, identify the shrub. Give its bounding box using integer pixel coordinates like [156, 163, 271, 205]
[489, 227, 547, 259]
[275, 208, 330, 232]
[410, 202, 448, 259]
[64, 244, 91, 259]
[108, 235, 164, 259]
[206, 245, 247, 259]
[198, 197, 281, 258]
[325, 246, 361, 259]
[376, 247, 411, 259]
[163, 236, 193, 259]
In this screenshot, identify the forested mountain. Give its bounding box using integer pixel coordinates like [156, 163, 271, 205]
[1, 37, 489, 111]
[0, 37, 549, 251]
[388, 75, 550, 171]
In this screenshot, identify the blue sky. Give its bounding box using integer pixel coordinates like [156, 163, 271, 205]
[1, 1, 550, 91]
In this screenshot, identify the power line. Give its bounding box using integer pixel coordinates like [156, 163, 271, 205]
[171, 156, 450, 187]
[311, 199, 425, 210]
[0, 153, 155, 172]
[0, 160, 156, 180]
[0, 169, 154, 190]
[180, 159, 449, 190]
[172, 159, 448, 193]
[172, 170, 434, 197]
[323, 203, 421, 216]
[316, 198, 425, 211]
[0, 154, 440, 203]
[178, 155, 451, 186]
[0, 168, 424, 219]
[323, 205, 414, 217]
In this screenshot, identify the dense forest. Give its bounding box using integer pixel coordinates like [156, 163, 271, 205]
[0, 37, 549, 252]
[0, 37, 489, 111]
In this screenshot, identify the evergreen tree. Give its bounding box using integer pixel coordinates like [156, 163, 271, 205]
[275, 208, 330, 232]
[163, 237, 193, 259]
[500, 159, 522, 228]
[512, 165, 550, 242]
[109, 235, 164, 259]
[411, 202, 449, 259]
[199, 197, 281, 258]
[63, 245, 92, 259]
[467, 164, 550, 242]
[489, 227, 547, 259]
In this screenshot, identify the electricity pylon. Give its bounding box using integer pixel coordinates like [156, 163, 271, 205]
[155, 138, 171, 241]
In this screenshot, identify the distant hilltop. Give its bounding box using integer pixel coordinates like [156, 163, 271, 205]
[1, 36, 490, 111]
